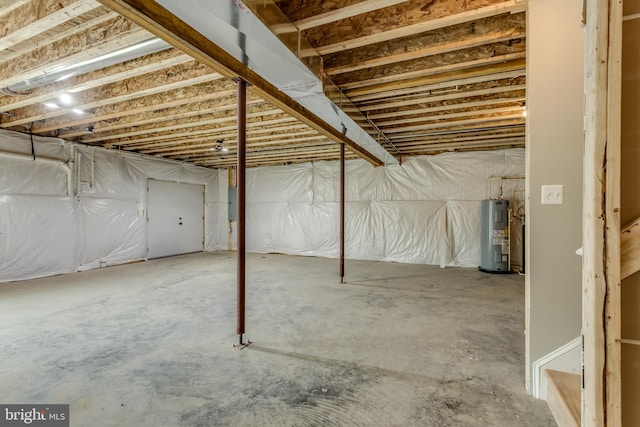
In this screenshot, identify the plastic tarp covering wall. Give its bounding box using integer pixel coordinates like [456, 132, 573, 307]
[0, 129, 223, 283]
[219, 149, 525, 268]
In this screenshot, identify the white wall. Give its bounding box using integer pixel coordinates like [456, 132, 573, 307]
[0, 129, 225, 283]
[218, 149, 526, 268]
[526, 0, 585, 390]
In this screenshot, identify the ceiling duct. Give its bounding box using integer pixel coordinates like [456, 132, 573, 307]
[1, 38, 171, 96]
[154, 0, 398, 165]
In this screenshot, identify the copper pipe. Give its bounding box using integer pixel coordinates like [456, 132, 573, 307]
[237, 78, 247, 344]
[340, 143, 345, 283]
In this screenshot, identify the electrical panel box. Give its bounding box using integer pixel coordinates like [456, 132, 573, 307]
[228, 186, 238, 221]
[480, 199, 510, 273]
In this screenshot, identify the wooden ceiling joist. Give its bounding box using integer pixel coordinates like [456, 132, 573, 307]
[349, 69, 526, 102]
[337, 52, 526, 91]
[345, 58, 525, 98]
[82, 111, 292, 144]
[325, 33, 525, 77]
[0, 0, 100, 52]
[358, 83, 526, 112]
[292, 0, 411, 31]
[122, 127, 319, 152]
[0, 48, 192, 113]
[0, 0, 532, 168]
[384, 115, 525, 135]
[147, 135, 330, 157]
[0, 8, 118, 65]
[323, 12, 525, 75]
[0, 15, 149, 89]
[368, 97, 525, 120]
[377, 106, 524, 127]
[313, 1, 527, 55]
[3, 64, 222, 129]
[104, 123, 311, 149]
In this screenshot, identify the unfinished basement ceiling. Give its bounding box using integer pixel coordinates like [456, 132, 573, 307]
[0, 0, 526, 168]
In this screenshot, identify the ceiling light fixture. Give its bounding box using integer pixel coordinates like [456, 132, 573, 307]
[44, 102, 59, 109]
[72, 108, 85, 115]
[212, 139, 226, 152]
[58, 93, 72, 104]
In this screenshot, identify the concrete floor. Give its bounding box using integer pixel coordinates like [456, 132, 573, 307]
[0, 252, 554, 426]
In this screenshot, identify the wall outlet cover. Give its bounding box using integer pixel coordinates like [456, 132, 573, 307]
[541, 185, 564, 205]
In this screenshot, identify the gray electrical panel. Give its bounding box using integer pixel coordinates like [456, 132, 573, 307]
[228, 186, 238, 221]
[480, 199, 510, 273]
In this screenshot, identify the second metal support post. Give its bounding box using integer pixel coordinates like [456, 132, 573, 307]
[340, 143, 345, 283]
[237, 78, 247, 345]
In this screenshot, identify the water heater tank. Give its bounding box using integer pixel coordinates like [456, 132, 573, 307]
[480, 199, 510, 273]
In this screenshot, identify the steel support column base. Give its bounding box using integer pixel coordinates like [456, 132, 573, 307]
[233, 336, 252, 350]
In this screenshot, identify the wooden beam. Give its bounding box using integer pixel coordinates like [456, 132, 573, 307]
[104, 123, 310, 148]
[122, 128, 318, 151]
[58, 97, 265, 139]
[398, 140, 524, 154]
[293, 0, 410, 30]
[368, 97, 525, 120]
[165, 140, 335, 162]
[57, 83, 237, 137]
[326, 33, 524, 76]
[83, 112, 292, 144]
[582, 0, 622, 425]
[0, 15, 149, 89]
[323, 12, 525, 74]
[0, 49, 192, 112]
[3, 63, 221, 128]
[394, 135, 524, 149]
[349, 70, 525, 102]
[55, 89, 254, 136]
[0, 0, 30, 15]
[0, 8, 116, 65]
[382, 113, 524, 134]
[97, 0, 386, 166]
[345, 59, 526, 98]
[359, 84, 526, 112]
[141, 135, 327, 156]
[0, 0, 100, 52]
[377, 106, 524, 127]
[391, 129, 524, 144]
[315, 1, 527, 55]
[338, 52, 526, 90]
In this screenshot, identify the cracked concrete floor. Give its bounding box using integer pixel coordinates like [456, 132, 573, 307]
[0, 252, 555, 426]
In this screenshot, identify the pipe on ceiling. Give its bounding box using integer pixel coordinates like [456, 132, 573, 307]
[1, 38, 171, 96]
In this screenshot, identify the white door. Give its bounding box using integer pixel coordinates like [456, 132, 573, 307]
[147, 179, 204, 259]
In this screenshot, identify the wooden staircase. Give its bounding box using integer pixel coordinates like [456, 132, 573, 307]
[545, 369, 581, 427]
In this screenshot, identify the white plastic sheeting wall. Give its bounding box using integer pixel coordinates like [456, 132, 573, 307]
[0, 129, 224, 283]
[217, 149, 525, 268]
[0, 128, 524, 283]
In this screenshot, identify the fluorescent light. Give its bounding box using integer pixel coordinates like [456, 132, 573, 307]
[58, 93, 72, 104]
[44, 102, 59, 109]
[72, 108, 85, 115]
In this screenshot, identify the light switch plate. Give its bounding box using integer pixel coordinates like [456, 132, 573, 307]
[541, 185, 564, 205]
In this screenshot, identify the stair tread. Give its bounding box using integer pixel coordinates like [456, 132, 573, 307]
[545, 369, 581, 427]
